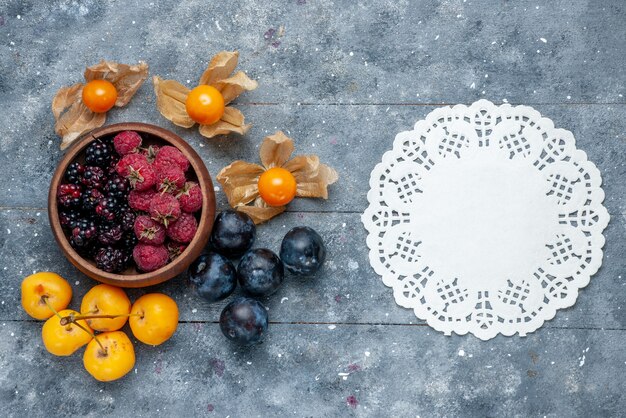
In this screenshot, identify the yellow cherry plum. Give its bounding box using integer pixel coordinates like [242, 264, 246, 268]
[83, 331, 135, 382]
[80, 284, 131, 331]
[21, 272, 72, 320]
[42, 309, 93, 356]
[129, 293, 179, 346]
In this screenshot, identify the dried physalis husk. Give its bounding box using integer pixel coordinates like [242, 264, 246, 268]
[52, 60, 148, 150]
[217, 131, 339, 224]
[153, 50, 257, 139]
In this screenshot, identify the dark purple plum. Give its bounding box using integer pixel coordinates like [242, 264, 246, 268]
[237, 248, 284, 296]
[280, 226, 326, 275]
[219, 297, 268, 345]
[188, 252, 237, 302]
[209, 210, 256, 257]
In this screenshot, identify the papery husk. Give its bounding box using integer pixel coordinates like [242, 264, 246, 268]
[199, 107, 251, 138]
[84, 60, 149, 107]
[199, 51, 240, 86]
[213, 71, 258, 104]
[217, 130, 338, 224]
[259, 131, 295, 168]
[52, 83, 106, 150]
[237, 197, 286, 225]
[153, 76, 195, 128]
[216, 160, 265, 207]
[283, 155, 339, 199]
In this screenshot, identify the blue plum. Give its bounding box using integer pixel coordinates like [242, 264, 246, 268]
[279, 226, 326, 275]
[237, 248, 284, 296]
[219, 297, 269, 345]
[209, 210, 256, 257]
[188, 252, 236, 302]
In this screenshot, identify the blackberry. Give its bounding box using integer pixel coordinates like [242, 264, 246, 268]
[85, 139, 114, 168]
[98, 223, 124, 245]
[57, 184, 83, 209]
[119, 230, 138, 252]
[58, 209, 82, 230]
[81, 188, 104, 212]
[94, 246, 128, 273]
[70, 218, 97, 249]
[118, 207, 136, 231]
[64, 162, 84, 184]
[95, 196, 119, 222]
[106, 156, 120, 177]
[81, 166, 107, 189]
[105, 175, 130, 199]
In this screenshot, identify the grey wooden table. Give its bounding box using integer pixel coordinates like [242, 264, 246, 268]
[1, 0, 625, 416]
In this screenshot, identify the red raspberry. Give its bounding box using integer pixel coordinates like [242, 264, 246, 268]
[142, 144, 160, 163]
[149, 193, 181, 227]
[166, 213, 198, 243]
[177, 181, 203, 213]
[128, 189, 157, 212]
[113, 131, 142, 156]
[156, 165, 186, 193]
[133, 215, 166, 245]
[133, 243, 169, 272]
[166, 241, 187, 261]
[154, 145, 190, 172]
[116, 153, 156, 191]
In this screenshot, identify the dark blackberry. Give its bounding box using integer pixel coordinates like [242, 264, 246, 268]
[85, 139, 114, 168]
[81, 188, 104, 212]
[105, 175, 130, 199]
[98, 223, 124, 245]
[57, 184, 83, 209]
[70, 218, 97, 249]
[58, 209, 82, 230]
[95, 196, 119, 222]
[64, 162, 84, 184]
[119, 230, 138, 251]
[81, 166, 107, 189]
[118, 207, 136, 231]
[94, 246, 128, 273]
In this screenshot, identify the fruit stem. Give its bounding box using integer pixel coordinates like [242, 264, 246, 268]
[71, 319, 106, 353]
[43, 299, 106, 352]
[41, 296, 63, 320]
[59, 313, 140, 326]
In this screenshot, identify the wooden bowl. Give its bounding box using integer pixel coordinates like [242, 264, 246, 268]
[48, 122, 215, 288]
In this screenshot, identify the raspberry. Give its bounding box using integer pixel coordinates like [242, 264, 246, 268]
[116, 154, 156, 191]
[85, 139, 114, 168]
[81, 166, 107, 189]
[95, 196, 119, 222]
[156, 165, 186, 193]
[97, 223, 124, 245]
[166, 213, 198, 243]
[105, 175, 130, 199]
[64, 162, 84, 184]
[128, 189, 157, 212]
[113, 131, 142, 156]
[177, 181, 203, 213]
[142, 144, 160, 163]
[154, 145, 190, 172]
[149, 193, 181, 227]
[134, 215, 166, 245]
[95, 246, 128, 273]
[166, 241, 187, 261]
[57, 184, 83, 208]
[81, 188, 104, 212]
[133, 243, 169, 272]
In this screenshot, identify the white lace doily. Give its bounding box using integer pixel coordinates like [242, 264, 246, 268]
[362, 100, 609, 340]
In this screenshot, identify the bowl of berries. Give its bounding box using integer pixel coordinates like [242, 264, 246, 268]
[49, 122, 215, 288]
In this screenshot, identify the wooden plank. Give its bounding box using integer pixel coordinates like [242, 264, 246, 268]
[2, 210, 624, 331]
[0, 321, 624, 417]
